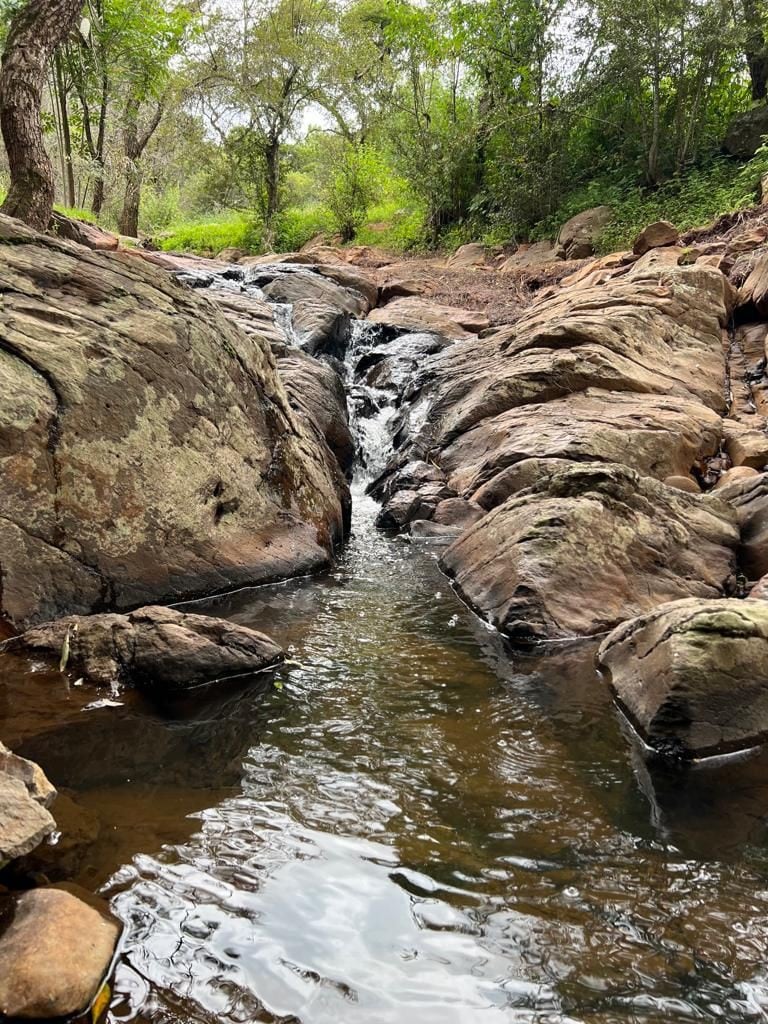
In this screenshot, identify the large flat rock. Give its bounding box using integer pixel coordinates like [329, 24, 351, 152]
[0, 215, 347, 628]
[598, 598, 768, 757]
[439, 463, 738, 642]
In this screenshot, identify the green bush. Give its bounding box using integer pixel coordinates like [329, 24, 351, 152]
[273, 204, 333, 251]
[160, 213, 261, 254]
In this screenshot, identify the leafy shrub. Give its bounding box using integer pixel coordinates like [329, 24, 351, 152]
[273, 204, 333, 251]
[160, 213, 261, 254]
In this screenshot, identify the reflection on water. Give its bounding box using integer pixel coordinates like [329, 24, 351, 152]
[4, 489, 768, 1022]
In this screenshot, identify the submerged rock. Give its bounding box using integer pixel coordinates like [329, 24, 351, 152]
[0, 887, 120, 1020]
[0, 743, 56, 863]
[0, 215, 347, 628]
[439, 463, 738, 642]
[6, 605, 283, 690]
[598, 598, 768, 757]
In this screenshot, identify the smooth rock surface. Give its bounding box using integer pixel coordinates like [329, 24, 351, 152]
[0, 215, 347, 628]
[6, 605, 284, 690]
[0, 887, 120, 1019]
[439, 463, 738, 642]
[598, 598, 768, 756]
[368, 297, 490, 338]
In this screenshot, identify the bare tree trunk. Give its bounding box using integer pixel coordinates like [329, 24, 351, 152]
[0, 0, 83, 230]
[54, 52, 75, 207]
[117, 98, 163, 237]
[264, 136, 280, 226]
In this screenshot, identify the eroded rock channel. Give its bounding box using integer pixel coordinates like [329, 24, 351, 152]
[5, 216, 768, 1022]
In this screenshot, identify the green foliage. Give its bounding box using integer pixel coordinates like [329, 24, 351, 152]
[323, 143, 385, 241]
[273, 205, 334, 251]
[160, 214, 262, 254]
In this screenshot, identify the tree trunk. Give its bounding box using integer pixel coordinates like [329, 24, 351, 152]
[54, 52, 75, 208]
[91, 73, 108, 215]
[744, 0, 768, 102]
[0, 0, 83, 230]
[117, 98, 163, 237]
[264, 137, 280, 225]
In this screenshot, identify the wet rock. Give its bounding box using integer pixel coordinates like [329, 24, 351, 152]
[369, 460, 449, 504]
[204, 288, 287, 348]
[723, 105, 768, 158]
[598, 598, 768, 757]
[446, 243, 487, 269]
[368, 297, 490, 339]
[632, 221, 679, 256]
[0, 743, 56, 864]
[0, 215, 346, 628]
[663, 474, 701, 493]
[409, 521, 463, 541]
[358, 332, 451, 393]
[556, 206, 612, 260]
[50, 212, 119, 251]
[433, 497, 485, 529]
[375, 485, 447, 530]
[439, 463, 738, 642]
[0, 887, 120, 1020]
[6, 605, 284, 690]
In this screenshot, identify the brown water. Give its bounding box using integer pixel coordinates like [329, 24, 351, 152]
[5, 486, 768, 1023]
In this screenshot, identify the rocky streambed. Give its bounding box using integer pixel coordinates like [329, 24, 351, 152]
[4, 212, 768, 1021]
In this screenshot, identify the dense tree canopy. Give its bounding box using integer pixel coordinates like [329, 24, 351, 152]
[0, 0, 766, 247]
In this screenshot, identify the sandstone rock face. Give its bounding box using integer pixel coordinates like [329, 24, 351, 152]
[439, 463, 738, 642]
[632, 221, 679, 255]
[6, 605, 284, 690]
[598, 598, 768, 756]
[368, 297, 490, 338]
[0, 887, 120, 1019]
[50, 213, 119, 252]
[556, 206, 612, 260]
[0, 215, 347, 628]
[0, 742, 57, 864]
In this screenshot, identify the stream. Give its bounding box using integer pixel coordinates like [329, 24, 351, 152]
[5, 271, 768, 1023]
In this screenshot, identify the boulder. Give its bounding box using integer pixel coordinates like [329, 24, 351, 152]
[555, 206, 612, 260]
[217, 247, 246, 262]
[0, 215, 347, 628]
[439, 463, 738, 642]
[368, 297, 489, 339]
[5, 605, 284, 690]
[723, 105, 768, 159]
[664, 474, 701, 493]
[0, 887, 120, 1019]
[278, 351, 354, 476]
[737, 253, 768, 314]
[598, 598, 768, 757]
[0, 743, 57, 864]
[499, 241, 559, 272]
[50, 212, 119, 252]
[632, 221, 679, 256]
[446, 243, 487, 269]
[432, 497, 485, 529]
[722, 418, 768, 468]
[722, 472, 768, 579]
[713, 465, 760, 489]
[438, 389, 722, 496]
